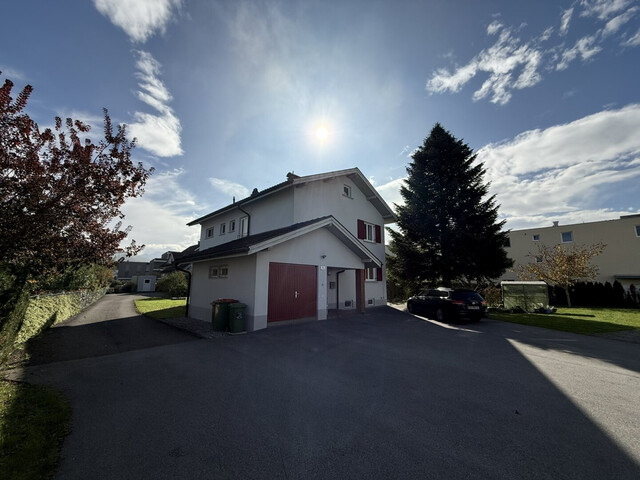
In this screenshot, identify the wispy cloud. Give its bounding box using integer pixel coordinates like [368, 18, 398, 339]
[93, 0, 182, 43]
[208, 178, 250, 200]
[128, 50, 183, 157]
[377, 105, 640, 229]
[427, 0, 640, 104]
[120, 169, 204, 260]
[560, 8, 574, 35]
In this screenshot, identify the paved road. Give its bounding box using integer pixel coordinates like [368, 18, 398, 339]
[12, 296, 640, 479]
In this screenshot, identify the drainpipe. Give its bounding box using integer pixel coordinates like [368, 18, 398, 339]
[237, 205, 251, 236]
[175, 262, 192, 317]
[336, 269, 345, 311]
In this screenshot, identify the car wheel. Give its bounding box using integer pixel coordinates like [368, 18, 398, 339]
[436, 308, 446, 322]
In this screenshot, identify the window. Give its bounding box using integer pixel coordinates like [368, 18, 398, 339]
[229, 219, 236, 232]
[561, 231, 573, 243]
[209, 265, 229, 279]
[635, 225, 640, 237]
[239, 216, 248, 237]
[535, 256, 543, 263]
[206, 227, 215, 238]
[357, 219, 381, 243]
[365, 267, 376, 281]
[532, 234, 540, 241]
[343, 184, 352, 198]
[220, 223, 226, 235]
[504, 237, 511, 248]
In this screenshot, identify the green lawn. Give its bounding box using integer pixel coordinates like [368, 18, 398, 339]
[489, 307, 640, 334]
[134, 297, 187, 319]
[0, 379, 71, 480]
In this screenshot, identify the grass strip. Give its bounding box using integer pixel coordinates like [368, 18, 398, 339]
[134, 298, 187, 320]
[489, 307, 640, 334]
[0, 379, 71, 480]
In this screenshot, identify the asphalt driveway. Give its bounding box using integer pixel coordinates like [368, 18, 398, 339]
[12, 295, 640, 479]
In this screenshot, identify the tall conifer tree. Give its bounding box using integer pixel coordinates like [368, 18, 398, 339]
[388, 123, 511, 291]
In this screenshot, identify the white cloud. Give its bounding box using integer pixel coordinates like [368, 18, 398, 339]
[560, 8, 574, 35]
[428, 28, 545, 105]
[623, 28, 640, 45]
[208, 178, 250, 200]
[556, 34, 602, 70]
[93, 0, 182, 43]
[602, 7, 638, 36]
[427, 0, 639, 104]
[487, 21, 503, 35]
[119, 169, 204, 260]
[128, 51, 183, 157]
[373, 105, 640, 230]
[477, 104, 640, 227]
[579, 0, 632, 20]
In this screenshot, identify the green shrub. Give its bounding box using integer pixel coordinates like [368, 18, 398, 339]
[156, 271, 188, 297]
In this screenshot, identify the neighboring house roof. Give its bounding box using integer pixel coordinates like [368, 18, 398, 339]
[178, 216, 382, 268]
[187, 167, 396, 226]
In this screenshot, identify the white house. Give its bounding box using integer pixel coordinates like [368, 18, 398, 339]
[179, 168, 396, 331]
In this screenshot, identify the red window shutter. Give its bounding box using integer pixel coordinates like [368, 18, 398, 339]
[357, 219, 365, 239]
[375, 225, 382, 243]
[376, 268, 383, 281]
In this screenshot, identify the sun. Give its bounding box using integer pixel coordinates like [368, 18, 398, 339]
[314, 125, 330, 142]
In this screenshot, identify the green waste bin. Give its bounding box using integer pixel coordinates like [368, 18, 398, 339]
[229, 303, 247, 334]
[211, 299, 238, 332]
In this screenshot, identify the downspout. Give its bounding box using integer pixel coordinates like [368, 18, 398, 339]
[237, 205, 251, 236]
[175, 262, 192, 317]
[336, 269, 345, 311]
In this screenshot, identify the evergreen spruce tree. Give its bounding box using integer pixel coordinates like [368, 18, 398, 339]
[388, 123, 512, 292]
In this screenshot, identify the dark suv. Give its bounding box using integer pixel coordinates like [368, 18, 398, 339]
[407, 288, 487, 322]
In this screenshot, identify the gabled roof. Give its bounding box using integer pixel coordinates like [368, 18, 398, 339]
[187, 167, 396, 226]
[178, 216, 382, 268]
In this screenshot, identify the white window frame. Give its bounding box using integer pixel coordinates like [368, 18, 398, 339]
[239, 216, 248, 238]
[229, 219, 236, 233]
[532, 234, 540, 241]
[535, 256, 543, 263]
[561, 231, 573, 243]
[343, 184, 352, 198]
[209, 265, 229, 279]
[206, 227, 215, 238]
[220, 223, 226, 235]
[635, 225, 640, 237]
[364, 222, 375, 243]
[365, 267, 376, 281]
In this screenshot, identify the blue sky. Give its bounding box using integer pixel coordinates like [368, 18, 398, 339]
[2, 0, 639, 260]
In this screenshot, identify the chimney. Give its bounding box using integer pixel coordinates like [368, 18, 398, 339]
[286, 172, 300, 182]
[553, 221, 559, 227]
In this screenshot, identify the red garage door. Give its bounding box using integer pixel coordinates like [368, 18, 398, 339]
[268, 263, 317, 323]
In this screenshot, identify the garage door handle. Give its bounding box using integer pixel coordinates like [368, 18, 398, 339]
[294, 291, 299, 298]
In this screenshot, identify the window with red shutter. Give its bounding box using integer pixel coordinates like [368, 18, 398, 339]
[375, 225, 381, 243]
[376, 268, 383, 281]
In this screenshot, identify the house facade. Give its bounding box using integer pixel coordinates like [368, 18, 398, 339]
[501, 214, 640, 289]
[180, 168, 396, 331]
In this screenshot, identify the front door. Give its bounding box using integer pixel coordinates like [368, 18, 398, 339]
[268, 262, 317, 322]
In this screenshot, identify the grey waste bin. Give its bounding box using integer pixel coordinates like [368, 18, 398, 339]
[211, 299, 238, 332]
[229, 303, 247, 334]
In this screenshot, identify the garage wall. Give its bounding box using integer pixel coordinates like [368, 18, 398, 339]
[252, 228, 365, 330]
[189, 255, 257, 325]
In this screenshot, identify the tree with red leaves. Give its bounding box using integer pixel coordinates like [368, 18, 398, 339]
[0, 73, 153, 279]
